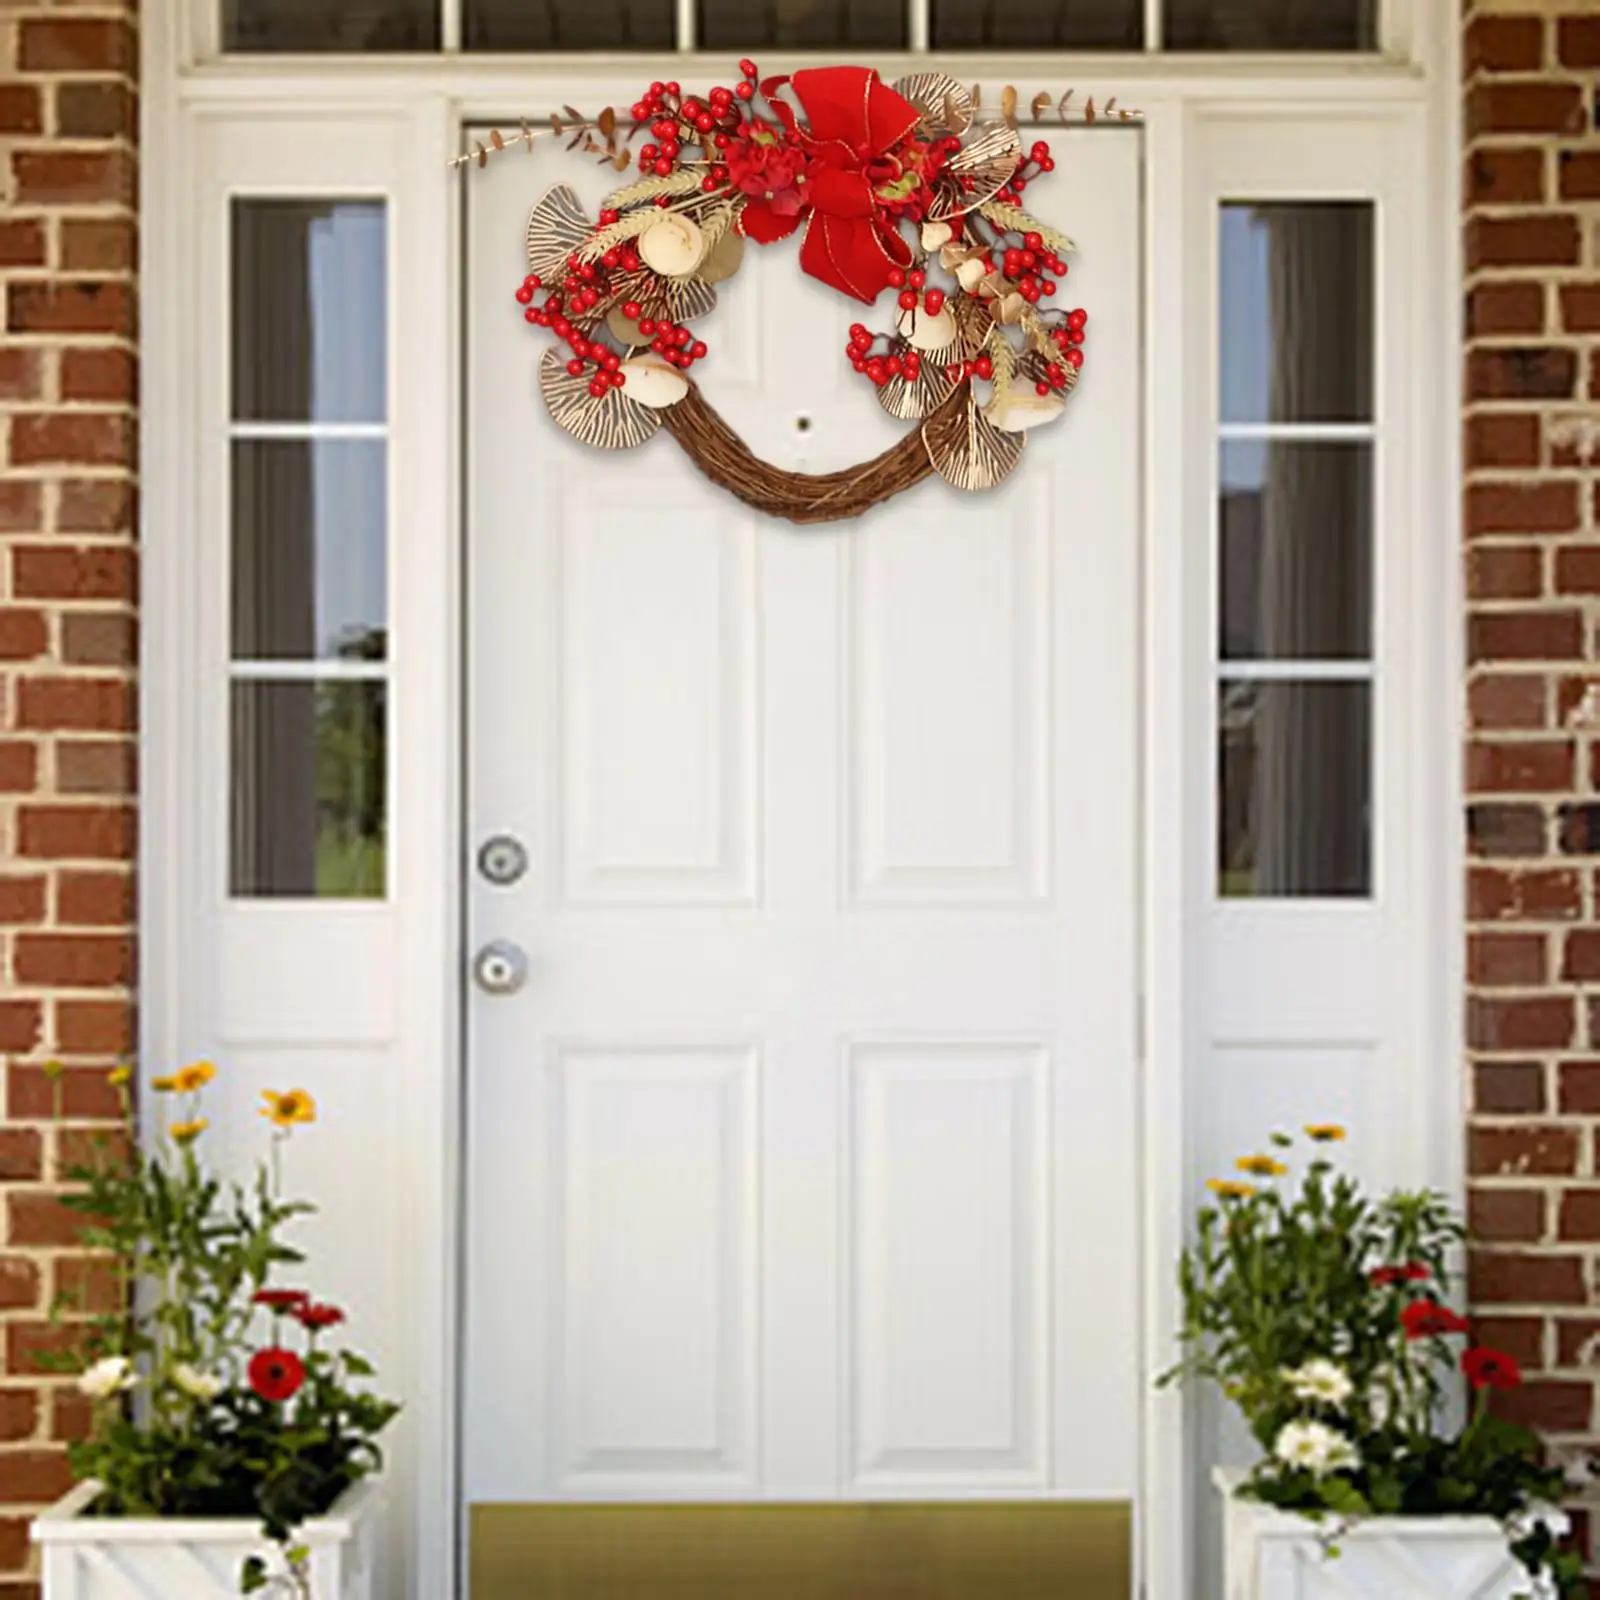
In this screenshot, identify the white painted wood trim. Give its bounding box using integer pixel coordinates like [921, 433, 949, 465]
[33, 1479, 381, 1546]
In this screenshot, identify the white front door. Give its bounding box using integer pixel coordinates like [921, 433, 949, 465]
[463, 120, 1143, 1515]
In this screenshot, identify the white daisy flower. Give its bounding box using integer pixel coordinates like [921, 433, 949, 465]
[1282, 1358, 1355, 1410]
[1274, 1419, 1360, 1478]
[77, 1355, 136, 1400]
[171, 1363, 223, 1402]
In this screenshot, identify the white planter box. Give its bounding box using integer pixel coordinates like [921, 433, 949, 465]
[33, 1477, 379, 1599]
[1218, 1469, 1565, 1600]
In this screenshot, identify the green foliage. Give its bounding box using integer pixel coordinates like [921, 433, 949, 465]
[1161, 1129, 1582, 1597]
[55, 1066, 399, 1597]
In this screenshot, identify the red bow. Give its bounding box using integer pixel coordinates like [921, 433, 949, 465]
[738, 66, 919, 304]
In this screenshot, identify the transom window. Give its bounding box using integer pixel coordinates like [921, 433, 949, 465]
[222, 0, 1383, 54]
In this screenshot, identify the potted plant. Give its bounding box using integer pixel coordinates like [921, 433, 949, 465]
[1162, 1127, 1580, 1599]
[31, 1062, 399, 1598]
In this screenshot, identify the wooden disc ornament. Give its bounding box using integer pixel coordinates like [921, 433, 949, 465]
[492, 63, 1089, 526]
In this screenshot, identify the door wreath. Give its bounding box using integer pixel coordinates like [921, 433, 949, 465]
[465, 63, 1106, 524]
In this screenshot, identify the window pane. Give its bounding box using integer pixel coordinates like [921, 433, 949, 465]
[933, 0, 1140, 49]
[467, 0, 672, 49]
[1220, 441, 1371, 661]
[232, 201, 387, 423]
[224, 0, 438, 49]
[700, 0, 904, 48]
[1218, 680, 1370, 898]
[232, 440, 388, 662]
[1220, 203, 1373, 425]
[1169, 0, 1377, 50]
[231, 681, 387, 898]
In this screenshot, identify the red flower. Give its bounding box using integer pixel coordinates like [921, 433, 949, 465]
[1400, 1299, 1469, 1340]
[253, 1289, 309, 1312]
[726, 130, 808, 216]
[737, 66, 919, 303]
[1462, 1346, 1522, 1390]
[296, 1302, 346, 1332]
[1369, 1262, 1431, 1288]
[248, 1347, 306, 1403]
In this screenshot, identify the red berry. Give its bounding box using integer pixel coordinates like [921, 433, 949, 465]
[1041, 280, 1056, 297]
[515, 285, 534, 304]
[653, 159, 673, 176]
[739, 57, 757, 75]
[589, 378, 609, 398]
[631, 102, 649, 120]
[649, 80, 665, 95]
[691, 340, 708, 358]
[886, 355, 902, 377]
[1068, 308, 1087, 328]
[853, 357, 868, 373]
[1040, 157, 1055, 172]
[608, 370, 626, 387]
[525, 273, 541, 289]
[702, 177, 719, 192]
[898, 289, 918, 310]
[524, 308, 541, 324]
[666, 80, 680, 95]
[924, 289, 945, 315]
[849, 322, 869, 343]
[1068, 327, 1084, 345]
[886, 268, 905, 288]
[638, 317, 657, 335]
[974, 355, 994, 381]
[1036, 381, 1050, 396]
[908, 268, 926, 289]
[944, 362, 962, 382]
[1023, 231, 1043, 252]
[735, 82, 754, 100]
[696, 114, 716, 133]
[1030, 141, 1049, 162]
[1065, 348, 1083, 367]
[622, 301, 642, 320]
[640, 144, 657, 160]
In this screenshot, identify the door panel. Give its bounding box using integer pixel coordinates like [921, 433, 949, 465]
[464, 123, 1143, 1511]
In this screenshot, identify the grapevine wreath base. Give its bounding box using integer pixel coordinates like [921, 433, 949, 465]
[478, 61, 1098, 525]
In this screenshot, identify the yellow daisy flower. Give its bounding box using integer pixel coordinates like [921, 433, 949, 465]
[107, 1066, 132, 1088]
[1206, 1178, 1257, 1200]
[1304, 1124, 1347, 1143]
[170, 1118, 208, 1144]
[151, 1075, 180, 1093]
[1236, 1154, 1288, 1178]
[173, 1061, 216, 1094]
[260, 1089, 317, 1128]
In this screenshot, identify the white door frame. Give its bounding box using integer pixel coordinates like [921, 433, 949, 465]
[137, 10, 1463, 1597]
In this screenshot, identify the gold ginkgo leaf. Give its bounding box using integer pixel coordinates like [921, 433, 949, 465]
[604, 267, 718, 326]
[526, 184, 592, 280]
[698, 226, 746, 285]
[538, 347, 661, 451]
[877, 346, 958, 423]
[925, 122, 1024, 221]
[949, 294, 995, 357]
[922, 389, 1025, 491]
[892, 72, 974, 138]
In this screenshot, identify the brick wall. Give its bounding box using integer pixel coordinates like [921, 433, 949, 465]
[0, 3, 136, 1594]
[1464, 0, 1600, 1517]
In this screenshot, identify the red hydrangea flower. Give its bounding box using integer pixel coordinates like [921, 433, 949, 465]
[1400, 1299, 1469, 1340]
[725, 130, 808, 216]
[296, 1302, 346, 1332]
[1462, 1346, 1522, 1391]
[248, 1347, 306, 1403]
[253, 1289, 309, 1312]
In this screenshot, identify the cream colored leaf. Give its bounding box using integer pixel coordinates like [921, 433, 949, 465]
[538, 348, 661, 452]
[922, 390, 1025, 492]
[526, 184, 592, 278]
[1000, 85, 1018, 126]
[877, 347, 957, 422]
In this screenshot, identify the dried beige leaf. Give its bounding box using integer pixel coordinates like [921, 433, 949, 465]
[490, 129, 505, 151]
[1000, 85, 1018, 126]
[1031, 92, 1050, 122]
[923, 390, 1025, 492]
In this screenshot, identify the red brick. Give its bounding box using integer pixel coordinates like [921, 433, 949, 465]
[1468, 996, 1575, 1052]
[54, 81, 135, 142]
[0, 1134, 41, 1186]
[1560, 284, 1600, 334]
[1466, 282, 1546, 339]
[0, 744, 37, 794]
[1467, 740, 1572, 793]
[0, 1396, 37, 1447]
[1557, 1318, 1600, 1367]
[5, 1064, 120, 1122]
[0, 1005, 41, 1056]
[16, 805, 134, 862]
[1466, 149, 1545, 207]
[1493, 1380, 1593, 1433]
[12, 933, 133, 989]
[17, 19, 135, 72]
[51, 1001, 132, 1058]
[1559, 1189, 1600, 1242]
[1467, 213, 1581, 271]
[1468, 865, 1582, 921]
[1467, 544, 1542, 600]
[1475, 1061, 1547, 1114]
[56, 740, 135, 796]
[1467, 14, 1544, 72]
[0, 1262, 40, 1314]
[60, 347, 135, 404]
[6, 1195, 92, 1251]
[1565, 931, 1600, 982]
[1470, 1186, 1546, 1242]
[56, 1126, 129, 1176]
[12, 546, 135, 603]
[56, 871, 131, 928]
[0, 483, 42, 535]
[1468, 82, 1586, 137]
[1468, 801, 1547, 856]
[0, 1514, 30, 1570]
[49, 1388, 90, 1447]
[1467, 346, 1578, 402]
[0, 1450, 73, 1508]
[1472, 1314, 1546, 1369]
[1469, 1249, 1587, 1305]
[1469, 1125, 1581, 1176]
[9, 149, 133, 208]
[61, 614, 134, 668]
[8, 414, 132, 470]
[0, 350, 41, 404]
[1558, 150, 1600, 203]
[52, 1256, 118, 1317]
[1467, 481, 1581, 538]
[59, 218, 134, 274]
[55, 480, 132, 536]
[1559, 16, 1600, 69]
[1468, 673, 1547, 730]
[0, 611, 47, 663]
[1469, 931, 1548, 987]
[1560, 1061, 1600, 1114]
[0, 221, 46, 270]
[0, 86, 43, 137]
[16, 677, 131, 734]
[1466, 411, 1542, 469]
[0, 878, 46, 927]
[6, 281, 133, 339]
[1555, 548, 1600, 595]
[1469, 609, 1583, 662]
